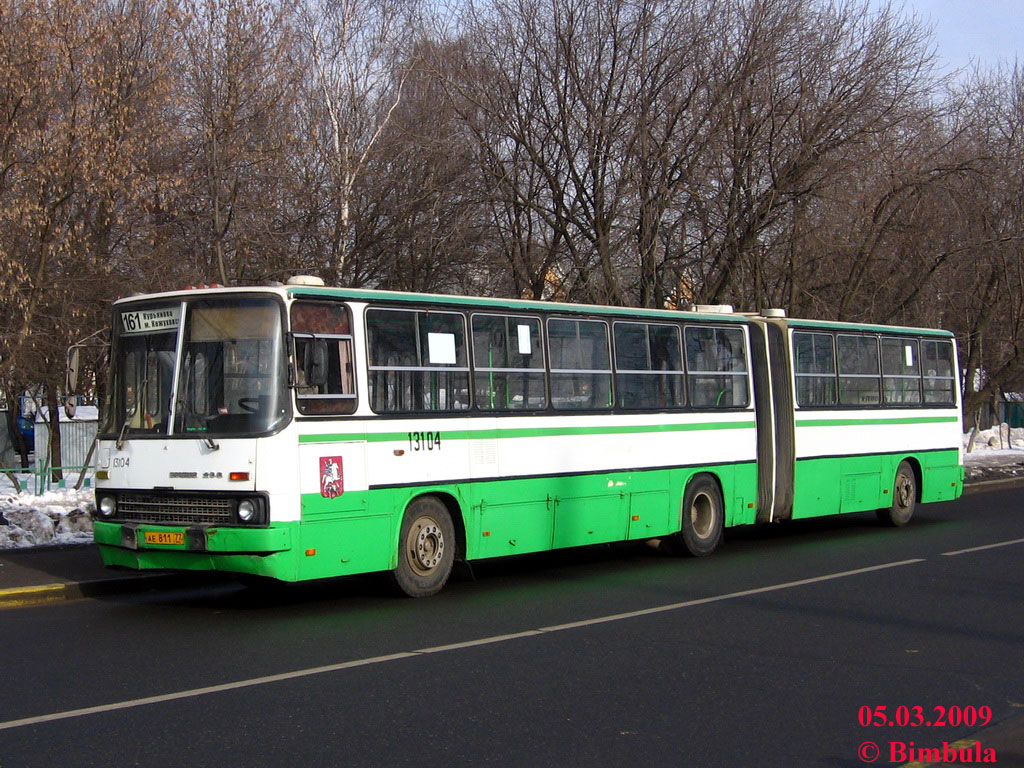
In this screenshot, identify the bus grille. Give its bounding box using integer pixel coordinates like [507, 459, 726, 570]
[118, 494, 234, 525]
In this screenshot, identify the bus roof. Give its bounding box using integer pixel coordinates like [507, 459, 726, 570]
[112, 282, 954, 335]
[114, 283, 750, 324]
[785, 317, 955, 338]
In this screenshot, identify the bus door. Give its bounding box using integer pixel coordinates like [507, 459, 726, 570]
[749, 319, 796, 522]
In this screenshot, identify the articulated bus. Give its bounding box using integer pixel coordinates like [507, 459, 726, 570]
[92, 278, 964, 596]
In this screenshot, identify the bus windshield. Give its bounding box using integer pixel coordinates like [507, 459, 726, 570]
[106, 297, 288, 438]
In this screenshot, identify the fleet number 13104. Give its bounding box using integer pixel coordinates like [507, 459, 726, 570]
[408, 431, 441, 451]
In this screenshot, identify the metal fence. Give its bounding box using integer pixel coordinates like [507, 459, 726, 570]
[33, 417, 98, 491]
[1, 408, 99, 493]
[34, 418, 97, 470]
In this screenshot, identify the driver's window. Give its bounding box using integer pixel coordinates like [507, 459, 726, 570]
[291, 301, 357, 415]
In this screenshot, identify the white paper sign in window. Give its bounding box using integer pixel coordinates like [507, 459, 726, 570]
[517, 324, 532, 355]
[428, 332, 457, 365]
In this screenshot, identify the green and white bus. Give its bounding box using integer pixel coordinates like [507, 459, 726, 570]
[92, 278, 963, 596]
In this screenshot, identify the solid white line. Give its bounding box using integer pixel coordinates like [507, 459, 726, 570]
[942, 537, 1024, 557]
[535, 560, 925, 632]
[0, 652, 419, 732]
[415, 630, 545, 654]
[0, 558, 925, 732]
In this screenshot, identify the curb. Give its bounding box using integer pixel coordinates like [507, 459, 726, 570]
[0, 583, 69, 609]
[962, 476, 1024, 494]
[0, 572, 215, 610]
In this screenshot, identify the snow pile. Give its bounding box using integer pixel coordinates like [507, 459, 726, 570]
[963, 426, 1024, 482]
[0, 474, 95, 549]
[964, 425, 1024, 452]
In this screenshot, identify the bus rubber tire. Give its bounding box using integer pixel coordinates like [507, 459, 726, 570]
[391, 496, 455, 597]
[670, 474, 724, 557]
[877, 460, 916, 527]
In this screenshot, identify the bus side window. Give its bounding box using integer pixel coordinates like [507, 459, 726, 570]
[367, 308, 470, 413]
[881, 337, 921, 405]
[472, 314, 546, 410]
[684, 325, 749, 408]
[922, 339, 956, 404]
[547, 318, 612, 410]
[291, 301, 357, 415]
[793, 331, 837, 407]
[837, 334, 880, 406]
[613, 322, 685, 409]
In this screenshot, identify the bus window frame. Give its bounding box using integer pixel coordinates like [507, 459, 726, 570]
[791, 327, 959, 410]
[921, 337, 957, 405]
[612, 320, 687, 410]
[101, 294, 291, 439]
[470, 312, 548, 412]
[546, 315, 614, 411]
[683, 323, 751, 410]
[365, 306, 472, 414]
[290, 299, 358, 417]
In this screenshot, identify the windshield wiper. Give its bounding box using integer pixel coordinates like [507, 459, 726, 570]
[175, 397, 219, 450]
[116, 373, 149, 450]
[116, 418, 131, 450]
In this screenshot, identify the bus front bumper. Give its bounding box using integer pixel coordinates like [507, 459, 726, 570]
[93, 520, 298, 579]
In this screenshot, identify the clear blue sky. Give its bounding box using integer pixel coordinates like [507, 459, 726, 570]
[888, 0, 1022, 74]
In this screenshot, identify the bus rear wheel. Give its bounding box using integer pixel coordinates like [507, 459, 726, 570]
[877, 460, 916, 527]
[391, 496, 455, 597]
[668, 474, 724, 557]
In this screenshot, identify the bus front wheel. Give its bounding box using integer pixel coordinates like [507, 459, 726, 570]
[391, 496, 455, 597]
[669, 475, 724, 557]
[877, 461, 916, 527]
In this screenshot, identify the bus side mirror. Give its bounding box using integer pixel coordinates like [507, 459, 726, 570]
[66, 346, 80, 393]
[304, 339, 329, 388]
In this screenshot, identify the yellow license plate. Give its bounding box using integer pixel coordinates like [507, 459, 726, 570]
[144, 531, 185, 546]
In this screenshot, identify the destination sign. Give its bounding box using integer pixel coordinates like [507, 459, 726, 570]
[120, 306, 181, 335]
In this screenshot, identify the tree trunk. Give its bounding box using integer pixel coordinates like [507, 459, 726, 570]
[46, 387, 63, 483]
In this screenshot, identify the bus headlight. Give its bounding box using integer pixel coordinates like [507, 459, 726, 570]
[237, 499, 257, 523]
[97, 496, 117, 518]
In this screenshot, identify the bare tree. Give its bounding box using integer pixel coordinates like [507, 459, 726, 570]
[175, 0, 301, 285]
[295, 0, 419, 284]
[0, 0, 177, 475]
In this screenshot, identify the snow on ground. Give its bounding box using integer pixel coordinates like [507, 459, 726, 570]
[963, 425, 1024, 482]
[0, 471, 95, 549]
[0, 428, 1022, 549]
[964, 425, 1024, 452]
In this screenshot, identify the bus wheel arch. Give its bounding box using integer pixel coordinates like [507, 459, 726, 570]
[391, 494, 458, 597]
[668, 472, 725, 557]
[877, 459, 918, 527]
[905, 457, 923, 503]
[427, 491, 467, 561]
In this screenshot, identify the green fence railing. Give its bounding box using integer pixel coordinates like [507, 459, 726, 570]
[1, 464, 93, 494]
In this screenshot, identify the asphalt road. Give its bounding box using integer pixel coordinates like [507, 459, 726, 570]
[1, 488, 1022, 768]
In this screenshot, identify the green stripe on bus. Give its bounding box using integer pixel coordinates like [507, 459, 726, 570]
[796, 416, 959, 427]
[298, 420, 756, 444]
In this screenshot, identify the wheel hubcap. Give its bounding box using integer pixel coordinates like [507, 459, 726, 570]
[895, 474, 913, 509]
[690, 493, 714, 539]
[408, 517, 444, 575]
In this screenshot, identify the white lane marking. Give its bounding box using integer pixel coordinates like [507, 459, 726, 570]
[536, 560, 924, 632]
[0, 558, 924, 732]
[942, 537, 1024, 557]
[0, 652, 419, 732]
